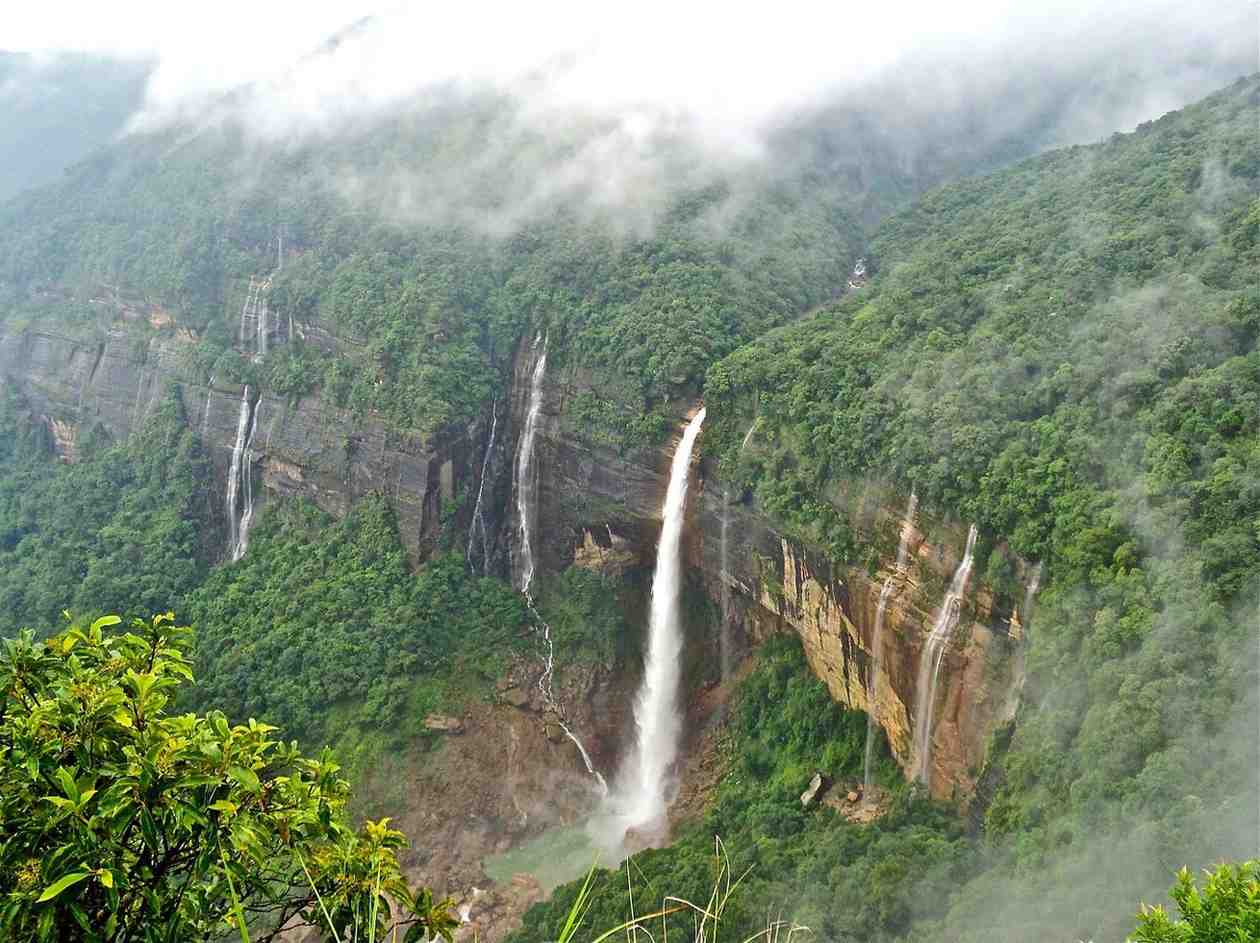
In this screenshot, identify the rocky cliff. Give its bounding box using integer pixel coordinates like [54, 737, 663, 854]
[0, 315, 486, 563]
[0, 302, 1029, 803]
[518, 352, 1030, 802]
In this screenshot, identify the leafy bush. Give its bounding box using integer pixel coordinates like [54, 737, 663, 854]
[0, 613, 457, 942]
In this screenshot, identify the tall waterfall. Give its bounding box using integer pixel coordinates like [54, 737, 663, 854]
[514, 336, 547, 594]
[619, 408, 706, 834]
[864, 491, 918, 796]
[510, 336, 606, 794]
[467, 397, 498, 575]
[226, 387, 261, 563]
[911, 523, 978, 786]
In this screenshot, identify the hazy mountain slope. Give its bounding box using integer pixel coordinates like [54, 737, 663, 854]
[0, 51, 150, 202]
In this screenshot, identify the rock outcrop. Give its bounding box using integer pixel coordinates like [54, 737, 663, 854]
[0, 320, 488, 562]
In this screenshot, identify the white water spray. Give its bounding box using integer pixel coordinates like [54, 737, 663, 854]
[200, 375, 215, 442]
[863, 491, 918, 797]
[1020, 561, 1043, 632]
[511, 336, 606, 794]
[911, 523, 978, 787]
[739, 417, 759, 453]
[514, 336, 546, 594]
[618, 408, 706, 834]
[225, 387, 261, 562]
[467, 397, 498, 575]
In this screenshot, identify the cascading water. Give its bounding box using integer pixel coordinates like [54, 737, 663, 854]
[863, 491, 918, 797]
[911, 523, 978, 787]
[234, 399, 262, 562]
[467, 397, 498, 575]
[225, 387, 261, 563]
[617, 408, 706, 836]
[200, 375, 215, 442]
[1021, 561, 1043, 632]
[511, 336, 606, 794]
[256, 288, 269, 360]
[740, 417, 759, 452]
[514, 336, 546, 594]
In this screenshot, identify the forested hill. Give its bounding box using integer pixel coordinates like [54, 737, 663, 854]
[687, 72, 1259, 938]
[0, 51, 150, 202]
[5, 59, 1242, 448]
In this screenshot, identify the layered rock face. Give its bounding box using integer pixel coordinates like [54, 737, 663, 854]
[0, 320, 485, 562]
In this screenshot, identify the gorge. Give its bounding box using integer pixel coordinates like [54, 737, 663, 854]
[0, 59, 1254, 943]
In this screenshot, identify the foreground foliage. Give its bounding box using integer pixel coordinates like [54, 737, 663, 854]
[0, 613, 456, 942]
[1131, 861, 1260, 943]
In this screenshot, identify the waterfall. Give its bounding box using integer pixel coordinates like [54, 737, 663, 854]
[740, 417, 759, 452]
[256, 289, 268, 360]
[619, 408, 706, 834]
[1021, 561, 1043, 631]
[239, 279, 255, 351]
[200, 375, 215, 442]
[514, 336, 547, 594]
[863, 492, 918, 797]
[467, 398, 498, 575]
[225, 388, 261, 563]
[911, 523, 978, 787]
[239, 277, 270, 361]
[234, 399, 262, 562]
[510, 335, 606, 794]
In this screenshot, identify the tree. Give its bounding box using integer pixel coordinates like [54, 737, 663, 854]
[0, 613, 458, 943]
[1131, 861, 1260, 943]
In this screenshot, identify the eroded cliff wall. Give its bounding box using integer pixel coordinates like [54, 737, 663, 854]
[0, 319, 486, 562]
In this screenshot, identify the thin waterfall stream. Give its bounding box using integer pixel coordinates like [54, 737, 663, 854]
[467, 397, 498, 575]
[225, 387, 261, 563]
[911, 523, 978, 786]
[512, 336, 607, 794]
[863, 492, 918, 798]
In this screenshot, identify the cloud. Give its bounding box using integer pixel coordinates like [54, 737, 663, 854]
[6, 0, 1254, 233]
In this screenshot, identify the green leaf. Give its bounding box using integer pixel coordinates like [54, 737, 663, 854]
[90, 615, 122, 633]
[98, 869, 113, 889]
[229, 765, 261, 793]
[56, 766, 79, 802]
[36, 870, 91, 902]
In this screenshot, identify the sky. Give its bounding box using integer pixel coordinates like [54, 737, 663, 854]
[6, 0, 1256, 139]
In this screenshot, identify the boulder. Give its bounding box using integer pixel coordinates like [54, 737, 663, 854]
[423, 713, 465, 734]
[501, 686, 531, 708]
[800, 771, 831, 808]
